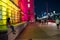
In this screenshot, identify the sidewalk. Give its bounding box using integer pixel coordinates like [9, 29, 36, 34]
[8, 22, 28, 40]
[38, 22, 60, 38]
[15, 22, 60, 40]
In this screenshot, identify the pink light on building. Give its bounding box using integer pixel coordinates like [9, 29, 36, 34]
[28, 0, 35, 22]
[18, 0, 35, 22]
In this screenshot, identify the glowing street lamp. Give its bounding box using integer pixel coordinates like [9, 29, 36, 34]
[53, 11, 55, 14]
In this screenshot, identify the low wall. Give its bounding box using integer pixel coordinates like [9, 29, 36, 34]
[8, 22, 28, 40]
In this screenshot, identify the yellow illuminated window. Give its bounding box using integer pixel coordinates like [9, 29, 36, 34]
[2, 2, 6, 7]
[9, 13, 11, 17]
[11, 15, 14, 19]
[13, 20, 15, 23]
[0, 5, 2, 10]
[0, 11, 2, 14]
[0, 20, 3, 25]
[9, 18, 12, 23]
[2, 7, 6, 11]
[15, 19, 18, 23]
[2, 0, 7, 3]
[0, 15, 2, 20]
[2, 15, 6, 19]
[2, 12, 6, 15]
[8, 13, 11, 17]
[2, 20, 6, 24]
[8, 9, 11, 13]
[0, 1, 2, 5]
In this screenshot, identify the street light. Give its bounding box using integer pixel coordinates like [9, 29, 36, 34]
[53, 11, 56, 14]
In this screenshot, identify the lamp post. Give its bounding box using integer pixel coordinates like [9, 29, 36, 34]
[46, 2, 48, 24]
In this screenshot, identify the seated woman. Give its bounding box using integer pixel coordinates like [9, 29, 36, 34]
[6, 18, 16, 34]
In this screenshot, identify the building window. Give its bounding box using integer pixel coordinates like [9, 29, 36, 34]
[28, 0, 30, 2]
[28, 4, 30, 8]
[28, 10, 30, 14]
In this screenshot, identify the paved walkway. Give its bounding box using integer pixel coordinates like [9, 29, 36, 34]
[15, 22, 60, 40]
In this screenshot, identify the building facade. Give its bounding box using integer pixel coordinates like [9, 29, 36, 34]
[0, 0, 21, 30]
[18, 0, 35, 22]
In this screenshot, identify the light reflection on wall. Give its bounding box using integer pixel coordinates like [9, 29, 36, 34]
[0, 0, 21, 30]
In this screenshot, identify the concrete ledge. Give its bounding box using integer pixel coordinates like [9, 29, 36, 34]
[8, 22, 28, 40]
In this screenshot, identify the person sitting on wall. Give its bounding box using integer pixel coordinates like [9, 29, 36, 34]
[6, 18, 16, 34]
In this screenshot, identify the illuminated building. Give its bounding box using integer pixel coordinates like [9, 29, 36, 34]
[0, 0, 21, 30]
[18, 0, 35, 22]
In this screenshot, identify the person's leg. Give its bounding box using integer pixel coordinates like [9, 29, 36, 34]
[57, 24, 59, 29]
[10, 26, 16, 34]
[10, 26, 15, 32]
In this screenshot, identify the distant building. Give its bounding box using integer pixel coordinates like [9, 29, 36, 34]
[18, 0, 35, 22]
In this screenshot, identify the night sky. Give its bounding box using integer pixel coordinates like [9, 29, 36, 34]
[34, 0, 60, 17]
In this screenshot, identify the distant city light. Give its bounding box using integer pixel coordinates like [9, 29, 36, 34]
[44, 12, 47, 15]
[53, 11, 55, 14]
